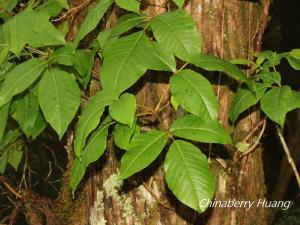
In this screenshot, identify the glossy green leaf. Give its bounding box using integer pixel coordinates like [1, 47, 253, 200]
[173, 0, 185, 8]
[170, 69, 218, 120]
[38, 68, 80, 139]
[0, 102, 10, 142]
[13, 92, 39, 137]
[229, 84, 267, 123]
[150, 10, 201, 60]
[188, 53, 250, 83]
[260, 86, 296, 127]
[101, 31, 152, 98]
[74, 90, 113, 156]
[73, 0, 113, 47]
[114, 122, 139, 150]
[171, 114, 231, 144]
[0, 58, 46, 108]
[3, 10, 66, 55]
[148, 42, 176, 72]
[164, 140, 215, 213]
[115, 0, 140, 14]
[119, 130, 168, 179]
[70, 157, 86, 192]
[7, 143, 23, 171]
[109, 93, 136, 127]
[81, 117, 111, 166]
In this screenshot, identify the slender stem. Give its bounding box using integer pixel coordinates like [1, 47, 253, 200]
[0, 178, 22, 199]
[240, 118, 266, 157]
[142, 182, 175, 212]
[241, 118, 266, 144]
[276, 125, 300, 190]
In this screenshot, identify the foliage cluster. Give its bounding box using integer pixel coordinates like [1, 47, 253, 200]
[1, 0, 300, 214]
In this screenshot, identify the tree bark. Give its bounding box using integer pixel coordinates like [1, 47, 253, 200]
[61, 0, 271, 224]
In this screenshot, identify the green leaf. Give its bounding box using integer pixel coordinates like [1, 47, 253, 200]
[170, 69, 218, 120]
[50, 46, 94, 78]
[119, 130, 168, 179]
[150, 10, 201, 61]
[114, 122, 139, 150]
[170, 96, 179, 111]
[36, 1, 62, 17]
[52, 0, 69, 9]
[97, 13, 147, 49]
[38, 68, 80, 139]
[100, 31, 152, 98]
[115, 0, 140, 14]
[164, 140, 215, 213]
[286, 55, 300, 70]
[70, 157, 86, 192]
[230, 58, 255, 65]
[256, 72, 281, 86]
[0, 129, 22, 149]
[109, 93, 136, 127]
[260, 86, 294, 127]
[111, 13, 146, 37]
[0, 102, 10, 142]
[3, 10, 66, 55]
[0, 58, 46, 108]
[0, 151, 7, 174]
[229, 84, 267, 123]
[30, 109, 46, 139]
[13, 92, 39, 137]
[289, 49, 300, 60]
[188, 53, 250, 83]
[173, 0, 185, 8]
[171, 114, 231, 144]
[81, 117, 111, 166]
[74, 90, 113, 157]
[7, 143, 23, 171]
[148, 42, 176, 72]
[73, 0, 113, 47]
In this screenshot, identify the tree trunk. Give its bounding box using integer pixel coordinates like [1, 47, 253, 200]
[61, 0, 271, 224]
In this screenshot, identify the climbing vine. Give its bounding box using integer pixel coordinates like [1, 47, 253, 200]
[0, 0, 300, 216]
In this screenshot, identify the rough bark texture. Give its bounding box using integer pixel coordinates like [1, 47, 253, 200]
[61, 0, 271, 224]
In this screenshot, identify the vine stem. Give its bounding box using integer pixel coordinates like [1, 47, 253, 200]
[276, 125, 300, 189]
